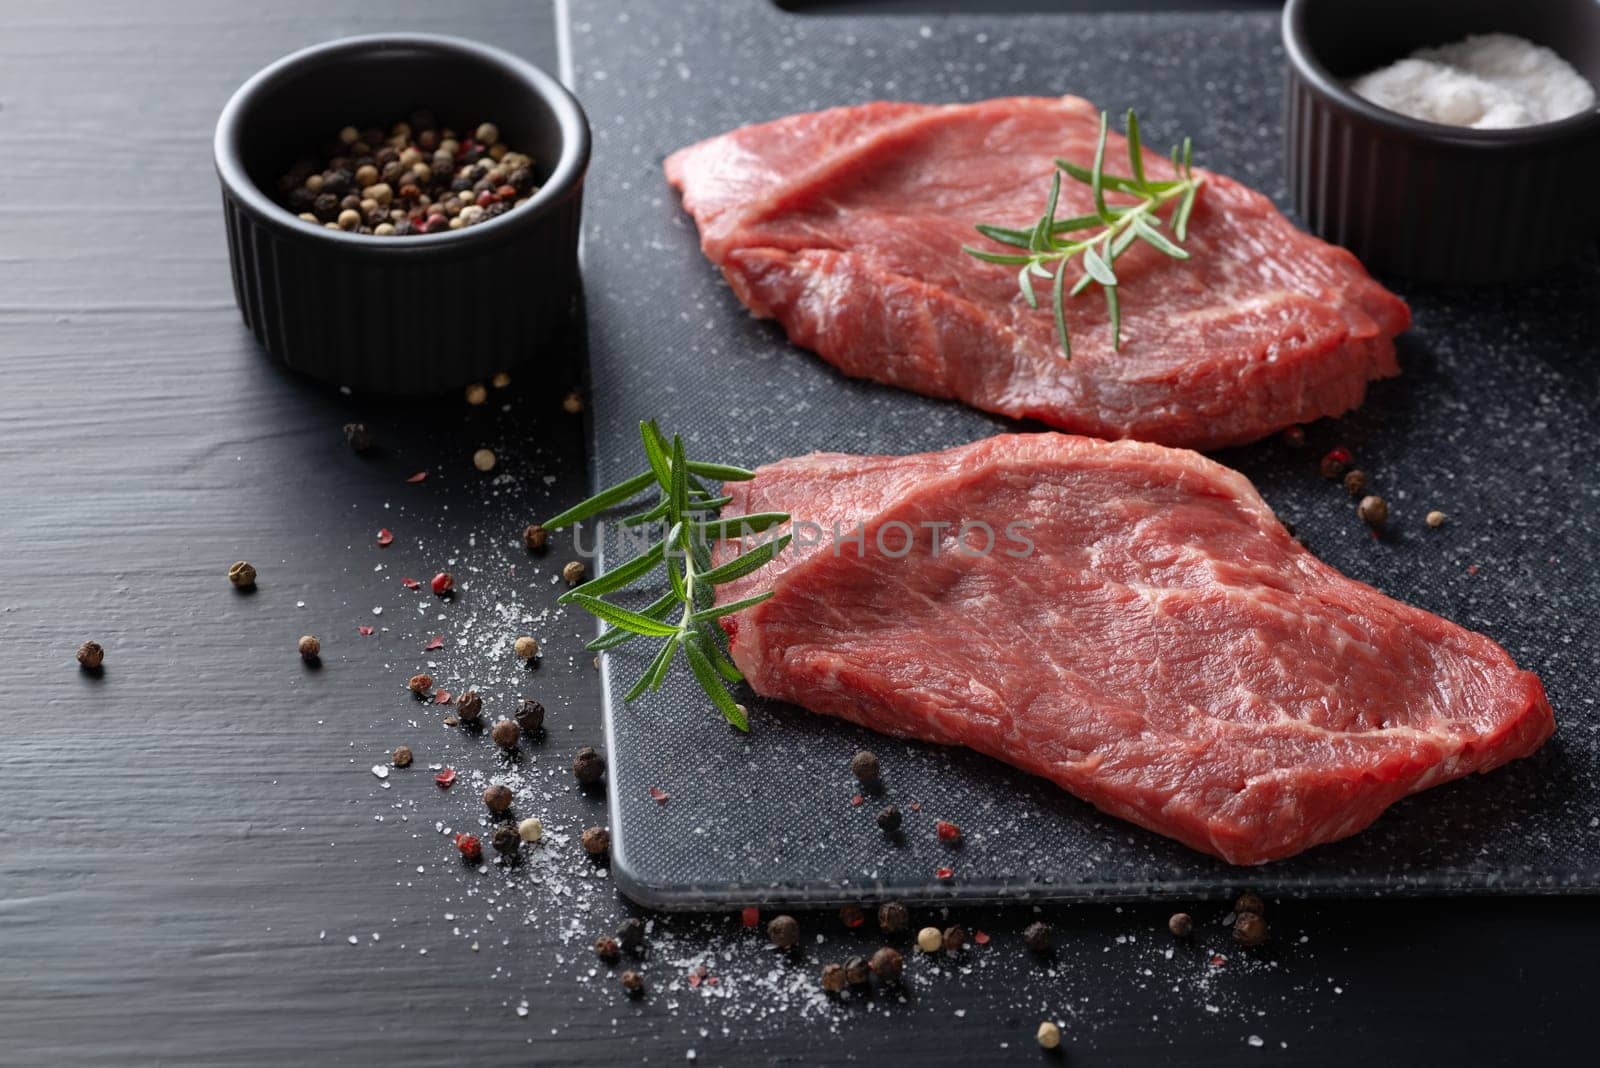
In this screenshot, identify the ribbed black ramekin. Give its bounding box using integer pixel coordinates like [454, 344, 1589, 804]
[214, 35, 589, 393]
[1284, 0, 1600, 285]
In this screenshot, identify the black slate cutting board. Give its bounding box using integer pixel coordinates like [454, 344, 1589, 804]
[569, 0, 1600, 908]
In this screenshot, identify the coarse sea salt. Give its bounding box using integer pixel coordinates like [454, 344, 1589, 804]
[1351, 33, 1595, 129]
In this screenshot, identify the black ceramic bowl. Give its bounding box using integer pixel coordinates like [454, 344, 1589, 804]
[214, 34, 589, 392]
[1284, 0, 1600, 284]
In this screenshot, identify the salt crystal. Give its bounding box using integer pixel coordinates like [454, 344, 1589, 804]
[1248, 1035, 1264, 1048]
[371, 765, 389, 779]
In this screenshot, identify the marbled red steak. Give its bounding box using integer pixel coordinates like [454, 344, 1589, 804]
[713, 434, 1553, 864]
[666, 97, 1410, 450]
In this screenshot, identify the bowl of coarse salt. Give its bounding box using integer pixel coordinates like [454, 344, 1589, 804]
[1283, 0, 1600, 284]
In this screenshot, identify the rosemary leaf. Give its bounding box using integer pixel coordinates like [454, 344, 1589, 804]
[542, 470, 655, 530]
[1018, 264, 1039, 309]
[1089, 113, 1112, 224]
[700, 534, 793, 584]
[1051, 259, 1071, 360]
[1125, 108, 1147, 191]
[567, 593, 682, 637]
[694, 512, 789, 539]
[690, 590, 775, 622]
[1082, 243, 1118, 287]
[684, 636, 749, 730]
[1133, 216, 1188, 259]
[685, 460, 757, 482]
[1175, 183, 1198, 242]
[586, 592, 678, 651]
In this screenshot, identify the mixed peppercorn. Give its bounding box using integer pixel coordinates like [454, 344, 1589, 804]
[276, 115, 540, 236]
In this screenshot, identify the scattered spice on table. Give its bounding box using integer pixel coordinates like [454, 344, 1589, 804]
[1023, 921, 1053, 954]
[844, 956, 871, 985]
[594, 935, 621, 963]
[878, 902, 910, 933]
[358, 625, 374, 636]
[648, 786, 670, 805]
[377, 528, 394, 547]
[407, 673, 433, 696]
[523, 523, 549, 552]
[514, 635, 540, 661]
[473, 448, 496, 472]
[562, 390, 584, 414]
[276, 115, 540, 236]
[942, 925, 967, 952]
[973, 930, 991, 945]
[1280, 425, 1305, 448]
[405, 471, 428, 484]
[619, 969, 644, 995]
[465, 382, 489, 406]
[934, 866, 954, 880]
[1168, 912, 1193, 938]
[515, 698, 545, 731]
[869, 946, 903, 982]
[297, 634, 321, 662]
[434, 767, 456, 788]
[1426, 509, 1447, 528]
[876, 804, 902, 832]
[849, 749, 881, 784]
[454, 687, 483, 722]
[839, 905, 865, 929]
[580, 826, 610, 855]
[482, 783, 513, 814]
[400, 576, 422, 590]
[935, 819, 962, 844]
[227, 561, 257, 589]
[342, 422, 372, 453]
[491, 371, 511, 388]
[433, 689, 452, 705]
[572, 747, 606, 785]
[491, 823, 520, 855]
[454, 832, 482, 861]
[1357, 494, 1388, 529]
[518, 817, 543, 843]
[561, 560, 586, 586]
[1342, 469, 1367, 497]
[740, 907, 760, 928]
[1320, 446, 1351, 480]
[1234, 891, 1265, 915]
[490, 718, 520, 749]
[767, 915, 800, 949]
[1037, 1021, 1062, 1050]
[76, 640, 104, 671]
[430, 571, 454, 595]
[820, 963, 847, 993]
[424, 634, 444, 651]
[916, 926, 942, 953]
[391, 745, 413, 768]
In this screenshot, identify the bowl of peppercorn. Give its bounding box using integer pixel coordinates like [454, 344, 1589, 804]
[213, 34, 589, 393]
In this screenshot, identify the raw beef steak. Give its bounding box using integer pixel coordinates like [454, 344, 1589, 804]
[666, 97, 1411, 450]
[713, 434, 1553, 864]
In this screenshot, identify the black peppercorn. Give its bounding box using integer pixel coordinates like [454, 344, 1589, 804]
[616, 917, 646, 950]
[515, 698, 545, 732]
[490, 718, 520, 750]
[572, 746, 606, 785]
[1168, 912, 1193, 938]
[820, 963, 847, 993]
[491, 823, 520, 855]
[392, 745, 413, 768]
[850, 749, 881, 784]
[508, 167, 535, 193]
[942, 925, 967, 952]
[313, 192, 338, 219]
[869, 946, 903, 981]
[619, 969, 643, 994]
[407, 673, 433, 696]
[297, 635, 321, 662]
[1234, 891, 1265, 916]
[581, 826, 611, 855]
[767, 914, 800, 949]
[1343, 469, 1367, 498]
[523, 523, 549, 552]
[838, 905, 865, 929]
[482, 783, 513, 814]
[455, 690, 483, 723]
[76, 640, 104, 671]
[228, 560, 257, 589]
[844, 956, 871, 985]
[594, 935, 620, 963]
[1280, 425, 1306, 448]
[878, 901, 910, 933]
[342, 422, 372, 453]
[1023, 921, 1053, 954]
[322, 169, 353, 196]
[1233, 911, 1268, 947]
[876, 804, 902, 832]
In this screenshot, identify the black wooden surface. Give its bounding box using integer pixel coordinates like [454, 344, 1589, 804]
[2, 2, 1597, 1065]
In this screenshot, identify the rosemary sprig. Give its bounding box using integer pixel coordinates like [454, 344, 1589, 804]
[541, 420, 790, 732]
[963, 109, 1201, 359]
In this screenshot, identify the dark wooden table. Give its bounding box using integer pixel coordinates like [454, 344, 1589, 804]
[2, 2, 1595, 1064]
